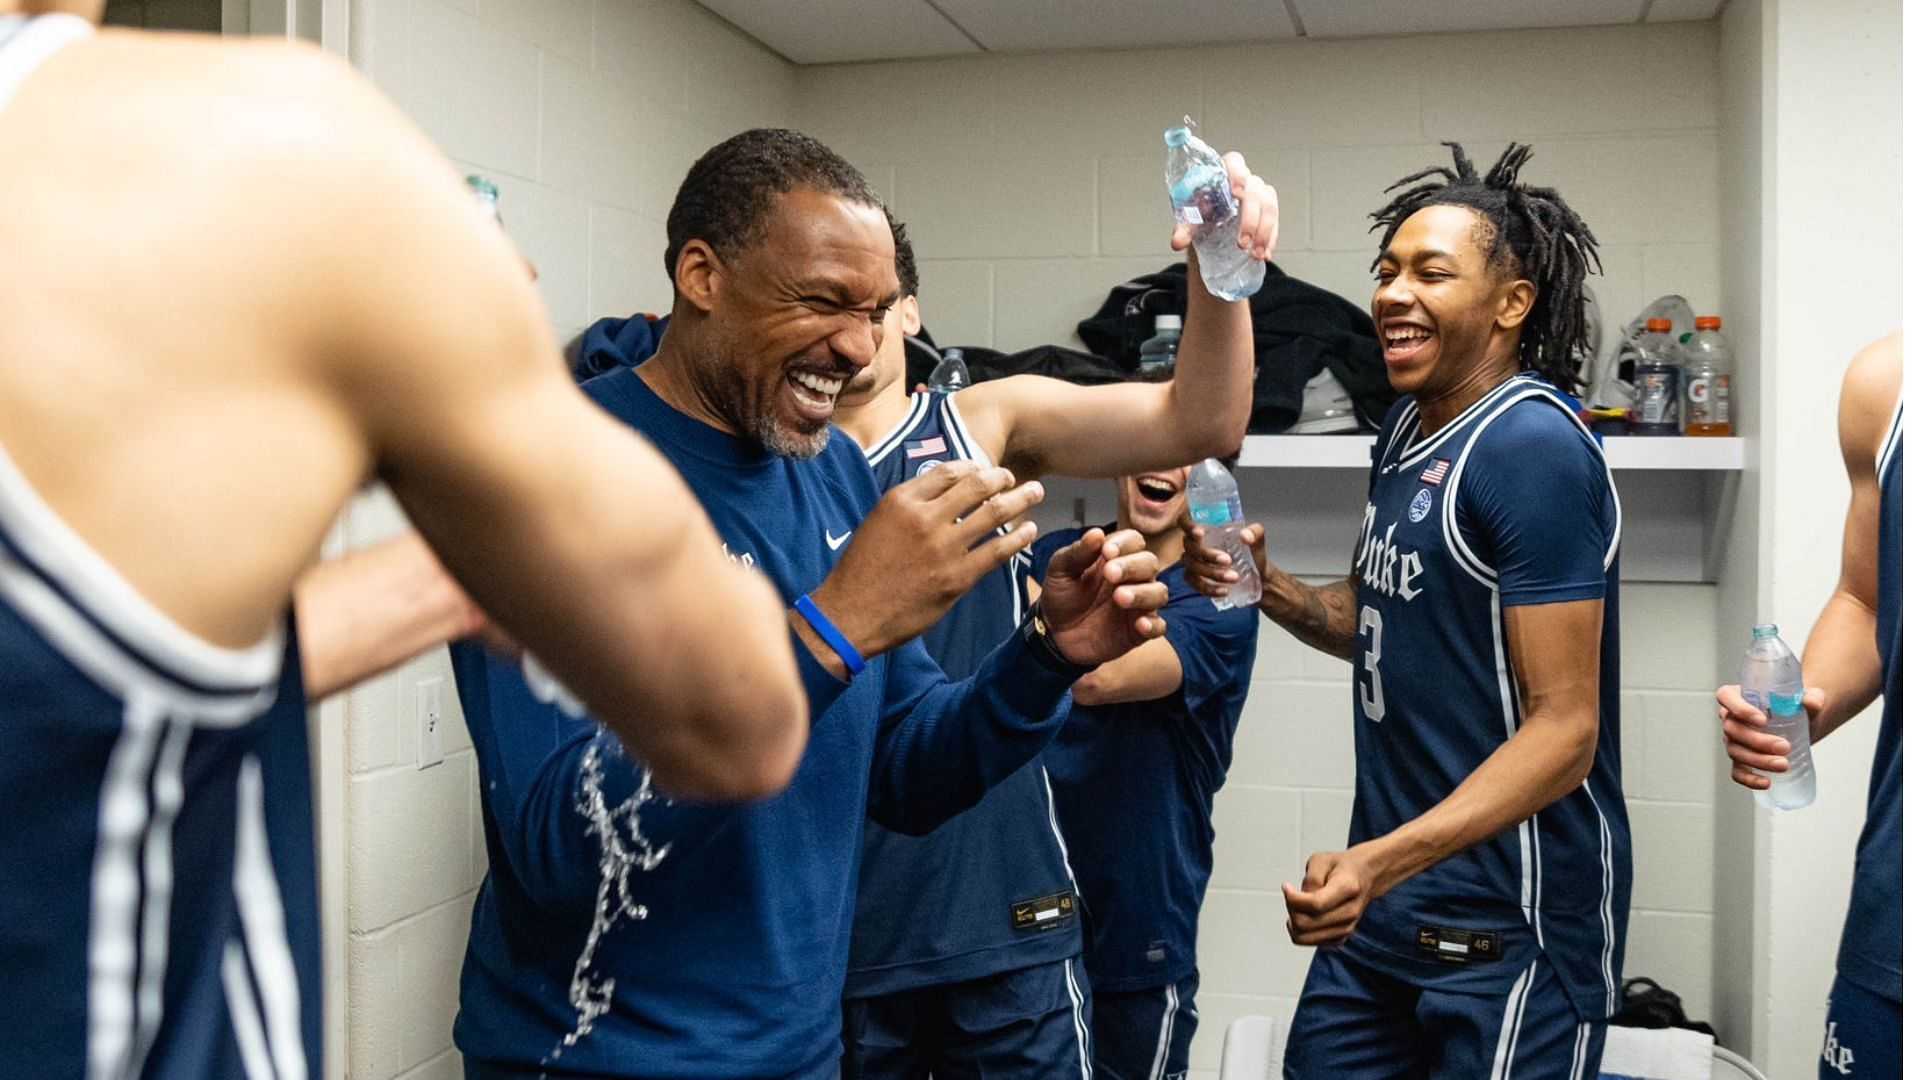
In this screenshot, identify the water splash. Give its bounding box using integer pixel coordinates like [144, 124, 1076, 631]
[536, 720, 670, 1066]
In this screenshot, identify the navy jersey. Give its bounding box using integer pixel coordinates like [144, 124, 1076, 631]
[846, 391, 1081, 998]
[1838, 400, 1902, 1001]
[1342, 376, 1631, 1023]
[0, 464, 320, 1079]
[1034, 527, 1259, 991]
[0, 14, 321, 1079]
[450, 369, 1081, 1080]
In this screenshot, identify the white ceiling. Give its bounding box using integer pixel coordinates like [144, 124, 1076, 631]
[694, 0, 1730, 66]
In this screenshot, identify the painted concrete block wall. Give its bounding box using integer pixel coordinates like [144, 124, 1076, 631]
[337, 3, 792, 1076]
[797, 26, 1729, 1077]
[797, 23, 1723, 370]
[353, 0, 795, 342]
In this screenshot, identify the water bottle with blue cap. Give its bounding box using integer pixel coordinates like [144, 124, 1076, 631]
[1164, 117, 1265, 301]
[1741, 624, 1817, 810]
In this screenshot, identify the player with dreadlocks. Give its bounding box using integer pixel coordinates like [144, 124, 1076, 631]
[1187, 142, 1630, 1078]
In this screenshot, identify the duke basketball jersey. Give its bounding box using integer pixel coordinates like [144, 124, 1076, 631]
[845, 391, 1081, 997]
[0, 15, 322, 1077]
[1837, 399, 1902, 1002]
[1342, 374, 1632, 1023]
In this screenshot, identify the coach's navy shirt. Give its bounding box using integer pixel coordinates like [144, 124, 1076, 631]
[1034, 526, 1259, 992]
[449, 366, 1080, 1080]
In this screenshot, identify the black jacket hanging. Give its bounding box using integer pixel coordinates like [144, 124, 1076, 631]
[1074, 262, 1395, 432]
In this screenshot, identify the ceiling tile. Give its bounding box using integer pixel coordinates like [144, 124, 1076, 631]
[691, 0, 979, 65]
[933, 0, 1296, 53]
[1292, 0, 1644, 38]
[1646, 0, 1726, 21]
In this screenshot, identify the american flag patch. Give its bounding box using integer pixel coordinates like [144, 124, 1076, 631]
[906, 436, 948, 459]
[1419, 458, 1452, 485]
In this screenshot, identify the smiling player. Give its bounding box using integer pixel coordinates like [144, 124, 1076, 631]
[1187, 143, 1630, 1080]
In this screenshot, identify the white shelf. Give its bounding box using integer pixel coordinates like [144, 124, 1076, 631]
[1238, 435, 1746, 471]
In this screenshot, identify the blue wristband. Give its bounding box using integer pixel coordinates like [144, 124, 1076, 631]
[795, 594, 866, 677]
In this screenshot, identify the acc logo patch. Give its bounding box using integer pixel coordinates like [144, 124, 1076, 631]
[1408, 487, 1434, 523]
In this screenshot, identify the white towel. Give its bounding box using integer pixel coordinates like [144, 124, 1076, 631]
[1598, 1025, 1716, 1080]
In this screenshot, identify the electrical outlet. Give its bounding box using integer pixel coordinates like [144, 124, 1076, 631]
[416, 676, 444, 769]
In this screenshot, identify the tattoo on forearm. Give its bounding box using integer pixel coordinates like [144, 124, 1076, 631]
[1266, 571, 1357, 659]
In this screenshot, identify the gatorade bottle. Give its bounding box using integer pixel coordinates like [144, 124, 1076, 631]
[1628, 318, 1682, 435]
[1139, 315, 1181, 375]
[1684, 316, 1735, 436]
[928, 348, 971, 393]
[1164, 117, 1264, 302]
[1187, 458, 1261, 610]
[1741, 625, 1816, 810]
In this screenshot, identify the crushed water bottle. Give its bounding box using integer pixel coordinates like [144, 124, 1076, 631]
[1187, 457, 1261, 610]
[1741, 624, 1816, 810]
[1164, 117, 1265, 302]
[928, 347, 971, 393]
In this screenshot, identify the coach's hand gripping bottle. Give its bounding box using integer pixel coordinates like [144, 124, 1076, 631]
[1188, 458, 1261, 611]
[1742, 624, 1817, 810]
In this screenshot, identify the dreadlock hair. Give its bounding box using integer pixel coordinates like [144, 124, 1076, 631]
[663, 128, 881, 288]
[887, 210, 919, 299]
[1368, 142, 1601, 393]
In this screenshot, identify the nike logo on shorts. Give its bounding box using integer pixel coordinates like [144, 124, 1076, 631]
[827, 529, 852, 550]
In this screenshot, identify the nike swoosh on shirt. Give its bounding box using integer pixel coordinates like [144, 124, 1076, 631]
[827, 530, 852, 550]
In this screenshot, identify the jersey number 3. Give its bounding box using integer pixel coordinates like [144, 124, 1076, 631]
[1358, 605, 1385, 722]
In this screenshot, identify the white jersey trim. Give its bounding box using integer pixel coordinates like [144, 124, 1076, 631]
[221, 943, 276, 1080]
[129, 716, 194, 1076]
[1063, 960, 1092, 1080]
[938, 393, 1030, 629]
[1567, 1021, 1592, 1079]
[1488, 961, 1537, 1080]
[1581, 781, 1619, 1012]
[1374, 402, 1423, 477]
[233, 755, 309, 1080]
[0, 550, 280, 722]
[0, 12, 92, 113]
[0, 438, 283, 693]
[861, 392, 932, 465]
[85, 695, 165, 1080]
[1149, 983, 1179, 1079]
[1397, 374, 1536, 464]
[1439, 386, 1622, 589]
[1038, 766, 1082, 902]
[1877, 400, 1903, 488]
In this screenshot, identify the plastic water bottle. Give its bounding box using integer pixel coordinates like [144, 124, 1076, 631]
[1187, 458, 1261, 610]
[1741, 624, 1816, 810]
[1164, 118, 1265, 302]
[928, 347, 971, 393]
[1684, 316, 1734, 436]
[1139, 315, 1181, 375]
